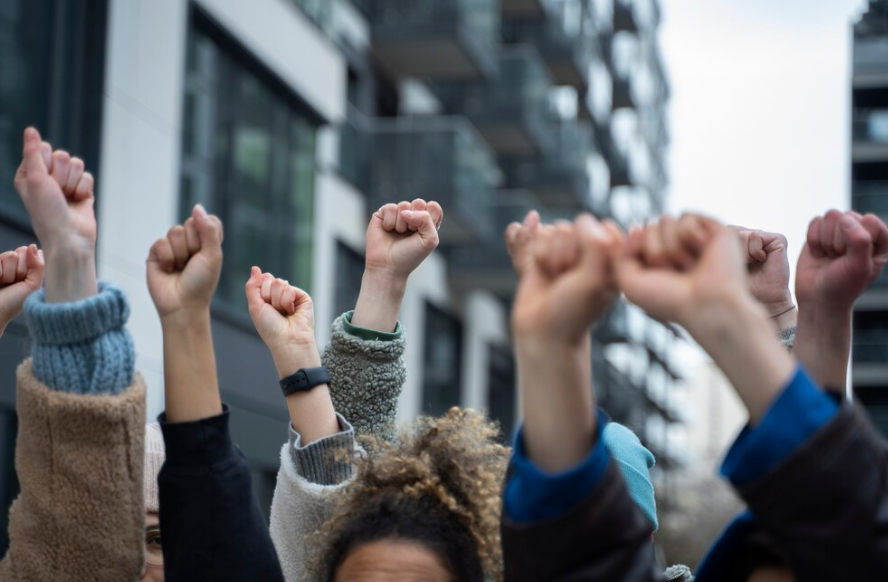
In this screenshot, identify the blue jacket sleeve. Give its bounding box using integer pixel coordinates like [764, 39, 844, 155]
[721, 366, 838, 486]
[505, 409, 611, 524]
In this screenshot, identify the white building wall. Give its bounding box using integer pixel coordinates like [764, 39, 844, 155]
[462, 292, 509, 413]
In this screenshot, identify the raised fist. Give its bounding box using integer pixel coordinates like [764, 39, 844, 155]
[796, 210, 888, 313]
[617, 214, 748, 332]
[0, 245, 45, 329]
[13, 128, 96, 255]
[366, 199, 443, 280]
[729, 226, 793, 317]
[512, 215, 623, 345]
[505, 210, 543, 278]
[146, 205, 223, 319]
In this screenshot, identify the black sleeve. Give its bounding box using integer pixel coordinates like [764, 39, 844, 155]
[501, 462, 665, 582]
[158, 407, 285, 582]
[737, 404, 888, 581]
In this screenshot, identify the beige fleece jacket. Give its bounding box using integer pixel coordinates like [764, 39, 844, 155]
[0, 360, 146, 581]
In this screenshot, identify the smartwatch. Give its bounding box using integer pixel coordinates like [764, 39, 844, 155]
[279, 366, 330, 397]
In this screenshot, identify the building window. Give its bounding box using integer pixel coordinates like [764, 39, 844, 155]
[334, 241, 365, 320]
[487, 343, 516, 441]
[180, 16, 317, 316]
[422, 303, 463, 416]
[0, 0, 107, 228]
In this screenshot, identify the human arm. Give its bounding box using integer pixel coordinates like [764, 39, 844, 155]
[793, 210, 888, 392]
[147, 206, 284, 581]
[326, 200, 441, 441]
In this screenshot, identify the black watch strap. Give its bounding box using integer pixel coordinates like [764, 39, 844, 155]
[279, 366, 330, 397]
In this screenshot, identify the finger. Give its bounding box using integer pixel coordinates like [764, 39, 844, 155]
[260, 273, 275, 303]
[21, 128, 49, 188]
[820, 209, 843, 257]
[505, 222, 522, 252]
[410, 198, 427, 213]
[839, 214, 874, 276]
[74, 172, 95, 201]
[270, 279, 288, 313]
[0, 252, 17, 285]
[380, 203, 398, 231]
[168, 225, 190, 270]
[25, 245, 45, 288]
[642, 219, 669, 268]
[677, 214, 707, 257]
[658, 215, 694, 269]
[281, 285, 299, 316]
[806, 217, 826, 259]
[14, 247, 29, 280]
[400, 210, 439, 251]
[860, 213, 888, 264]
[184, 217, 201, 255]
[148, 238, 176, 274]
[748, 232, 767, 263]
[192, 204, 223, 257]
[50, 151, 72, 191]
[39, 141, 52, 173]
[621, 225, 645, 259]
[394, 201, 412, 233]
[849, 210, 865, 222]
[575, 214, 609, 268]
[427, 201, 444, 230]
[549, 221, 579, 275]
[65, 157, 85, 195]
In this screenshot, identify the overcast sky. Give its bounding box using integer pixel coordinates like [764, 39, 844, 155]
[661, 0, 869, 288]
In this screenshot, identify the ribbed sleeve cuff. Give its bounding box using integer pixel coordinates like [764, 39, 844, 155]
[341, 310, 403, 341]
[25, 282, 130, 345]
[288, 413, 356, 486]
[158, 406, 236, 470]
[331, 312, 406, 357]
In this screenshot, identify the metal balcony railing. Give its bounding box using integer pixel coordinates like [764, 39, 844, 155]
[369, 0, 499, 80]
[368, 116, 501, 245]
[502, 11, 592, 88]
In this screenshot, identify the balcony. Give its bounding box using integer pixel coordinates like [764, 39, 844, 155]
[613, 0, 639, 33]
[853, 110, 888, 161]
[607, 140, 633, 187]
[502, 121, 595, 209]
[369, 0, 498, 80]
[855, 37, 888, 77]
[337, 107, 371, 191]
[448, 190, 549, 296]
[502, 0, 546, 18]
[368, 116, 501, 245]
[502, 6, 591, 88]
[439, 45, 557, 157]
[852, 181, 888, 214]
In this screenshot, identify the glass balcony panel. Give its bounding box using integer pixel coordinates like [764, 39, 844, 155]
[368, 117, 499, 245]
[855, 37, 888, 74]
[854, 110, 888, 143]
[370, 0, 498, 80]
[852, 181, 888, 213]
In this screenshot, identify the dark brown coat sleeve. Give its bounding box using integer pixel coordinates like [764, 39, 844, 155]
[737, 403, 888, 581]
[0, 360, 146, 581]
[501, 462, 665, 582]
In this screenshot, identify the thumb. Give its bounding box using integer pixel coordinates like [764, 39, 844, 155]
[192, 204, 223, 255]
[24, 245, 45, 290]
[244, 267, 267, 316]
[21, 128, 48, 186]
[400, 210, 439, 250]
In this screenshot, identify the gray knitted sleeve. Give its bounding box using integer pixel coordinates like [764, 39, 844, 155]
[288, 413, 356, 486]
[322, 312, 407, 443]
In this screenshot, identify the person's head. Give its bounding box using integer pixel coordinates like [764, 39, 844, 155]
[319, 408, 509, 582]
[141, 423, 165, 581]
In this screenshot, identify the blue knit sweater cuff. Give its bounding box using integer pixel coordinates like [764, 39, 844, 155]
[25, 282, 135, 395]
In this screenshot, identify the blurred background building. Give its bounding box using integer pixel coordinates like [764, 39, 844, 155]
[0, 0, 683, 550]
[852, 0, 888, 436]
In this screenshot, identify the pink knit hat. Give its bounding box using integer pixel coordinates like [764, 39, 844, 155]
[144, 423, 166, 513]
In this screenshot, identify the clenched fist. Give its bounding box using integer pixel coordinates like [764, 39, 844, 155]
[0, 245, 45, 332]
[366, 199, 443, 280]
[147, 205, 223, 320]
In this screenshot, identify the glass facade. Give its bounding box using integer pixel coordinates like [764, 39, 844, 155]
[334, 241, 365, 321]
[0, 0, 107, 227]
[422, 303, 463, 417]
[181, 20, 317, 316]
[487, 343, 516, 441]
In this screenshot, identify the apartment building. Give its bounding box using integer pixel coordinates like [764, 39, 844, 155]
[852, 0, 888, 435]
[0, 0, 679, 549]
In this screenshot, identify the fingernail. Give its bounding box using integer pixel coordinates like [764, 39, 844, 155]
[840, 215, 859, 231]
[402, 210, 414, 218]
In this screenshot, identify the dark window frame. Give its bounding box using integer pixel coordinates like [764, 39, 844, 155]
[421, 302, 464, 416]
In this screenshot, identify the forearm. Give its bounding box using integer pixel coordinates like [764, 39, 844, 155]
[689, 296, 796, 424]
[161, 310, 223, 422]
[516, 335, 596, 473]
[271, 341, 339, 445]
[794, 308, 851, 392]
[350, 269, 406, 332]
[43, 246, 97, 303]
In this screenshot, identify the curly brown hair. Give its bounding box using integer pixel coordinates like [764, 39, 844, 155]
[317, 407, 510, 581]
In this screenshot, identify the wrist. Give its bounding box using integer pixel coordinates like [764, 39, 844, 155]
[271, 341, 322, 380]
[351, 269, 407, 332]
[160, 308, 212, 331]
[43, 246, 97, 303]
